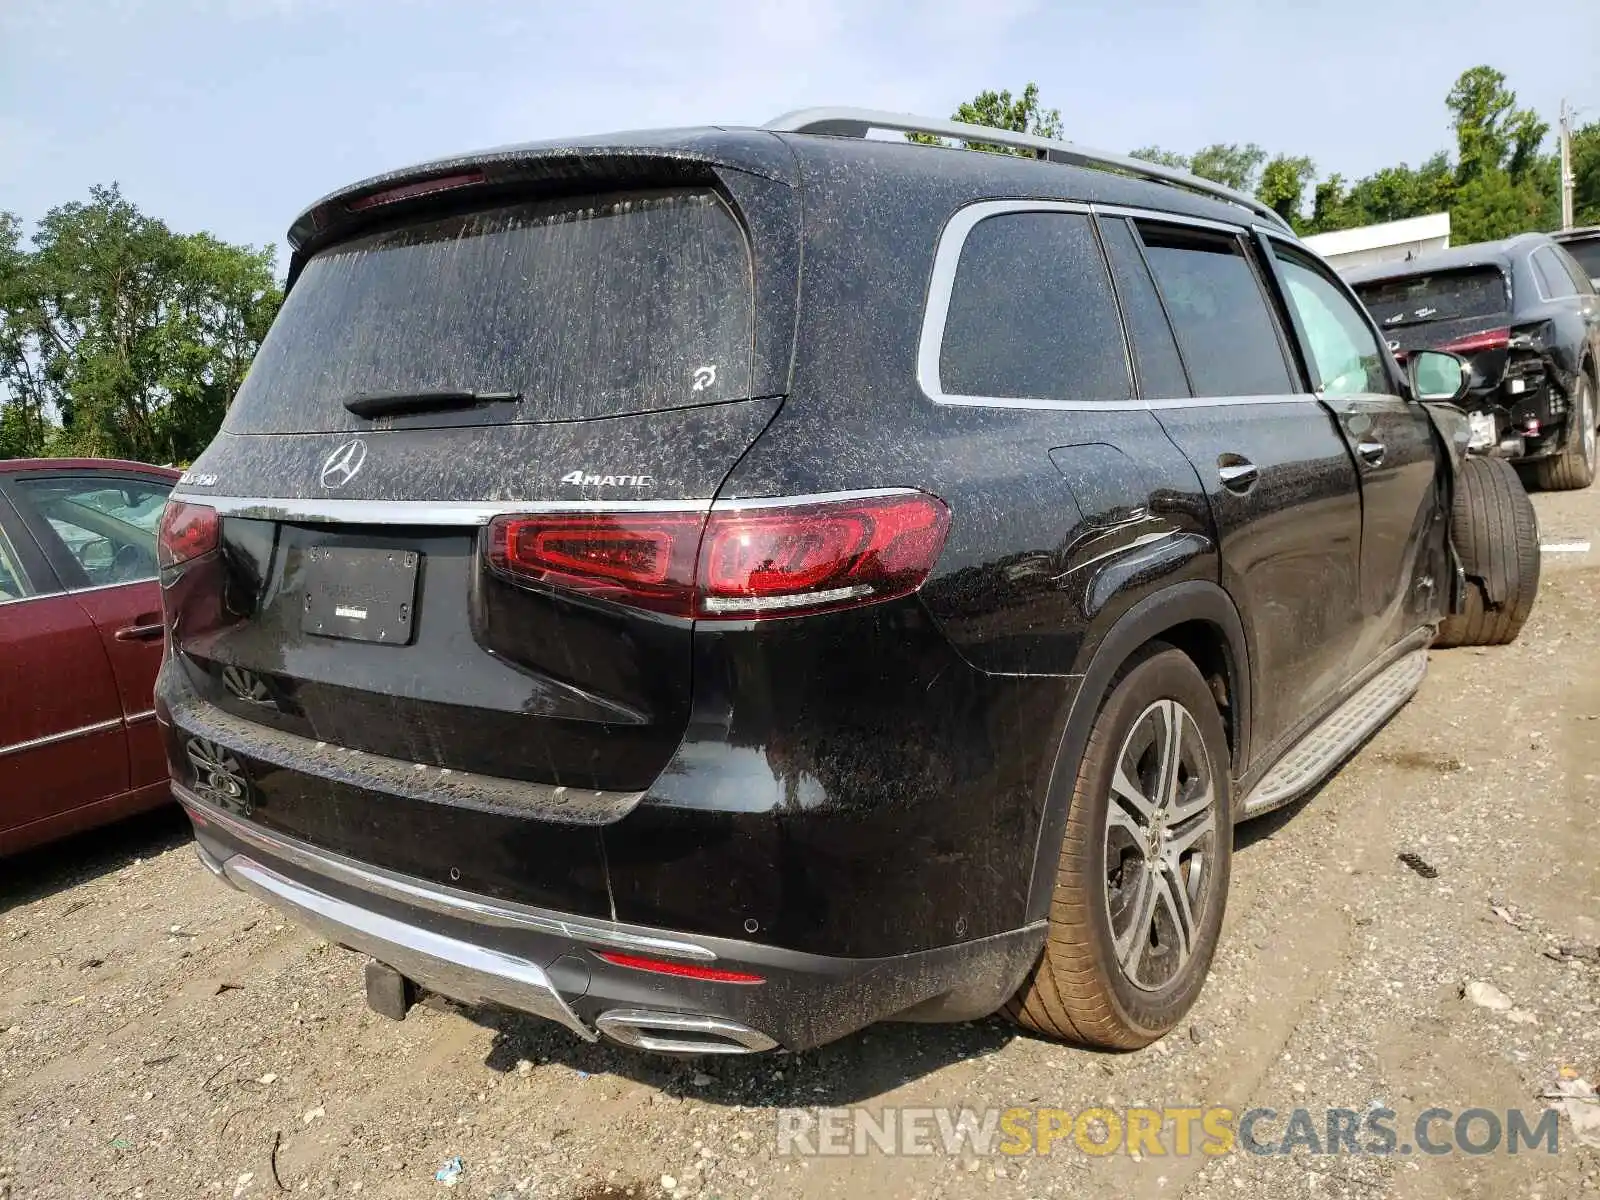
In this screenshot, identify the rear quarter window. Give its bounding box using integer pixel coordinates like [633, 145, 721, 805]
[934, 210, 1131, 404]
[226, 190, 754, 434]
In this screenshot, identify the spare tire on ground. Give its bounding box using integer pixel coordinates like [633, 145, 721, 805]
[1434, 455, 1540, 648]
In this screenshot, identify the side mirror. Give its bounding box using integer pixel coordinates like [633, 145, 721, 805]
[1408, 349, 1471, 404]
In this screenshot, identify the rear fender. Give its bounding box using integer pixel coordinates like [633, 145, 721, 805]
[1023, 581, 1250, 924]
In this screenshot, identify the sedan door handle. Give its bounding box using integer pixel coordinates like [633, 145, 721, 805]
[1217, 459, 1258, 492]
[115, 622, 165, 642]
[1357, 441, 1386, 467]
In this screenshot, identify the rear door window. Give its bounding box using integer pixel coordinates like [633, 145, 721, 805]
[1351, 267, 1509, 329]
[1555, 247, 1596, 295]
[1136, 223, 1295, 397]
[935, 210, 1131, 404]
[226, 189, 754, 434]
[1532, 247, 1575, 299]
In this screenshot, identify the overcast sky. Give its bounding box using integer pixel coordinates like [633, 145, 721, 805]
[3, 0, 1597, 269]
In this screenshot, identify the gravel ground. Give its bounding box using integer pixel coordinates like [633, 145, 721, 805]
[3, 486, 1598, 1200]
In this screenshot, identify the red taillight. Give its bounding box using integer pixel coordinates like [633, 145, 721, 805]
[485, 492, 950, 620]
[157, 501, 219, 569]
[346, 170, 485, 212]
[1438, 327, 1510, 355]
[594, 951, 764, 984]
[698, 494, 950, 617]
[487, 512, 703, 615]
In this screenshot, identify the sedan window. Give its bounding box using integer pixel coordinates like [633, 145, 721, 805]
[0, 529, 32, 601]
[14, 476, 174, 588]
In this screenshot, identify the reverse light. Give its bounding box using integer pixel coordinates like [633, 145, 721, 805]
[594, 951, 765, 984]
[1437, 327, 1510, 355]
[157, 501, 220, 568]
[486, 491, 951, 620]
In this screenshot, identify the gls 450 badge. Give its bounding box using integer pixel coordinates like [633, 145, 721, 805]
[560, 470, 654, 488]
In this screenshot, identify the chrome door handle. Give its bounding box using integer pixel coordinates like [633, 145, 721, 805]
[1357, 441, 1386, 467]
[115, 622, 164, 642]
[1217, 460, 1258, 492]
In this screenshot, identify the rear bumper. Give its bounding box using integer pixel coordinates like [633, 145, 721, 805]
[180, 787, 1044, 1052]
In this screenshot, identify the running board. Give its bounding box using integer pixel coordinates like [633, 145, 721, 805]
[1241, 650, 1428, 817]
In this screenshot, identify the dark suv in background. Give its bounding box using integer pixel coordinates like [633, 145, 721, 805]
[156, 108, 1537, 1055]
[1345, 233, 1600, 490]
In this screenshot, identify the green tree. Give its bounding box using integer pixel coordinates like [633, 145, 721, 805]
[1451, 168, 1552, 242]
[1256, 154, 1317, 227]
[0, 185, 281, 463]
[1570, 120, 1600, 225]
[1187, 143, 1268, 193]
[1128, 146, 1190, 169]
[1446, 65, 1548, 185]
[908, 83, 1063, 155]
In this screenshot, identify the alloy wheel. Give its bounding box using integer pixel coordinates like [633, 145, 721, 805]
[1103, 699, 1219, 992]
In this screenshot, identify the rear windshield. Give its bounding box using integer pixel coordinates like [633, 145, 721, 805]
[1562, 237, 1600, 279]
[1351, 266, 1509, 330]
[226, 189, 753, 434]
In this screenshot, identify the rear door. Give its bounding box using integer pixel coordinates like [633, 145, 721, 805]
[1111, 216, 1366, 760]
[7, 471, 176, 790]
[1263, 240, 1442, 661]
[0, 492, 129, 851]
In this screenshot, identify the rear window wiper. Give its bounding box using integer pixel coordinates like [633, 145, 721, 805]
[342, 390, 521, 419]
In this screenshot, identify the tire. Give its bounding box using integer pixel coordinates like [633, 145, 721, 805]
[1005, 644, 1231, 1049]
[1434, 455, 1540, 648]
[1526, 371, 1596, 491]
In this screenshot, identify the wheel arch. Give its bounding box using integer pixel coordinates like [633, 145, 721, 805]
[1023, 580, 1250, 924]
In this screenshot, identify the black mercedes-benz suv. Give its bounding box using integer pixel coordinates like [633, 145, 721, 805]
[1345, 233, 1600, 491]
[156, 108, 1539, 1055]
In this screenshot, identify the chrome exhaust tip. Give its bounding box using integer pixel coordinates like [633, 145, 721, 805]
[595, 1009, 777, 1055]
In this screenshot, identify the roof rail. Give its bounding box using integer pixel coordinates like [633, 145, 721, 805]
[765, 107, 1293, 233]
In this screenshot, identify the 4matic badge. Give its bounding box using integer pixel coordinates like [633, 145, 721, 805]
[560, 469, 655, 488]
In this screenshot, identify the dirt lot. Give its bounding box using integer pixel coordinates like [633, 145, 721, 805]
[3, 487, 1598, 1200]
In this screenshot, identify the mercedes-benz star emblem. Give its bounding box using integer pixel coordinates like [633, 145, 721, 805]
[320, 439, 367, 489]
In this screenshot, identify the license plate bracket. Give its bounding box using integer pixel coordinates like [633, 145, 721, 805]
[302, 546, 420, 645]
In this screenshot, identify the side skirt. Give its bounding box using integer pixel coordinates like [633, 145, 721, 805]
[1240, 647, 1429, 818]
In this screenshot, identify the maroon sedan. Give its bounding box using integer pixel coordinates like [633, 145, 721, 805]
[1, 458, 179, 854]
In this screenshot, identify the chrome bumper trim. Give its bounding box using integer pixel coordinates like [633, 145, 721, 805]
[176, 785, 717, 962]
[220, 850, 596, 1041]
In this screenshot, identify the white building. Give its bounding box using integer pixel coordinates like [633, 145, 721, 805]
[1303, 212, 1451, 271]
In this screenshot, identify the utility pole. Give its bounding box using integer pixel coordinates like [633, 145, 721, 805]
[1559, 98, 1575, 230]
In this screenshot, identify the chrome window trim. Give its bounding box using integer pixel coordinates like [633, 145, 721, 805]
[169, 495, 717, 525]
[916, 199, 1317, 413]
[1093, 203, 1249, 236]
[0, 715, 125, 759]
[0, 576, 158, 608]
